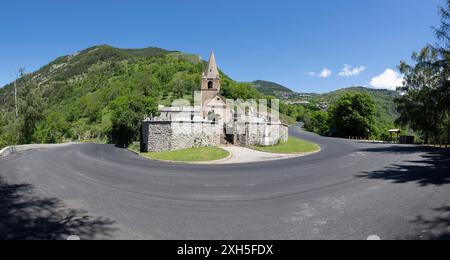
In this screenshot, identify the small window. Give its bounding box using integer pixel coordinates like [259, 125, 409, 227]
[208, 81, 214, 89]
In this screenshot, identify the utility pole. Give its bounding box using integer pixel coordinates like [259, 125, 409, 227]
[12, 68, 25, 118]
[14, 77, 18, 118]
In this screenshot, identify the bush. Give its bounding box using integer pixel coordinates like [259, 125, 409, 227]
[110, 93, 158, 147]
[305, 110, 329, 135]
[329, 92, 376, 138]
[34, 112, 70, 144]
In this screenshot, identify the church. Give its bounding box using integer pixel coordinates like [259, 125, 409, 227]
[141, 52, 288, 153]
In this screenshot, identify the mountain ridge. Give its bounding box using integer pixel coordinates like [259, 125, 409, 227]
[1, 45, 399, 97]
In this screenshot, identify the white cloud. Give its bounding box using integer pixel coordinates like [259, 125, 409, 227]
[338, 64, 367, 77]
[370, 69, 404, 90]
[318, 68, 332, 78]
[308, 72, 316, 76]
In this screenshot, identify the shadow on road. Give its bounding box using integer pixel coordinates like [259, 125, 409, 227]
[357, 146, 450, 240]
[410, 206, 450, 240]
[359, 144, 449, 154]
[357, 146, 450, 186]
[0, 176, 117, 240]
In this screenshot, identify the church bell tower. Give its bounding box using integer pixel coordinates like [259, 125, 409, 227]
[201, 51, 221, 106]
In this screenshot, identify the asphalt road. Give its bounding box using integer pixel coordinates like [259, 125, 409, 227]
[1, 126, 449, 240]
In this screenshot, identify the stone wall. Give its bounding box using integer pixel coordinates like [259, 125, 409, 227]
[170, 122, 221, 151]
[235, 123, 289, 147]
[143, 122, 173, 152]
[280, 125, 289, 142]
[142, 120, 288, 152]
[143, 121, 221, 152]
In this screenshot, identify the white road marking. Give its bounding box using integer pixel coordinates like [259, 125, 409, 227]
[367, 235, 381, 240]
[67, 235, 81, 240]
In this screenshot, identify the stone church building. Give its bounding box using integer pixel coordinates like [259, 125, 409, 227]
[141, 52, 288, 152]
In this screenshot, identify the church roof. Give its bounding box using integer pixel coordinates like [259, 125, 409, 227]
[203, 51, 220, 79]
[205, 94, 226, 107]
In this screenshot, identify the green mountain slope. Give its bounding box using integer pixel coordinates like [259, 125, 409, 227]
[0, 45, 262, 146]
[249, 80, 319, 100]
[249, 80, 293, 97]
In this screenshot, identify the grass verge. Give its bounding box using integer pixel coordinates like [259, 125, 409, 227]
[250, 137, 320, 154]
[135, 146, 230, 163]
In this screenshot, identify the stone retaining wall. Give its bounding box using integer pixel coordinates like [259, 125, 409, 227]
[235, 123, 289, 146]
[143, 121, 221, 152]
[142, 120, 288, 152]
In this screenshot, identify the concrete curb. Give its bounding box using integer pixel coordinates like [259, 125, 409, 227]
[0, 146, 16, 157]
[0, 143, 75, 158]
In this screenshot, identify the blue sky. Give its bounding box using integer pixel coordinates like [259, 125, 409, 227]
[0, 0, 444, 93]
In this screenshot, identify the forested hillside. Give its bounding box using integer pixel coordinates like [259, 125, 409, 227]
[0, 45, 263, 147]
[249, 80, 294, 97]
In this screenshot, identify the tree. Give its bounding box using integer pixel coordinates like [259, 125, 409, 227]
[18, 85, 45, 144]
[0, 109, 20, 148]
[220, 80, 261, 100]
[0, 115, 7, 148]
[433, 0, 450, 145]
[34, 111, 69, 143]
[305, 110, 329, 136]
[171, 72, 188, 99]
[396, 46, 446, 144]
[433, 0, 450, 52]
[110, 93, 158, 147]
[329, 92, 376, 138]
[396, 1, 450, 145]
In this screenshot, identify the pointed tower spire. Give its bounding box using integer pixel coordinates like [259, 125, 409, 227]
[204, 51, 219, 79]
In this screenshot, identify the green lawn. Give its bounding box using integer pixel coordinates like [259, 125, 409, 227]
[250, 137, 320, 154]
[138, 146, 230, 162]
